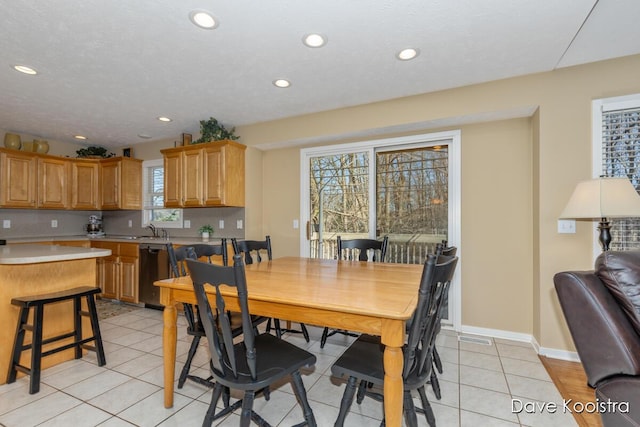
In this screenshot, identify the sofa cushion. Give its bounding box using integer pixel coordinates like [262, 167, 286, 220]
[596, 250, 640, 335]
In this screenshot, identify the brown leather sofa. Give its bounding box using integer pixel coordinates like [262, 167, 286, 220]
[554, 251, 640, 426]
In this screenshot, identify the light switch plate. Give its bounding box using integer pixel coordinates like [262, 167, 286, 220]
[293, 219, 299, 229]
[219, 220, 225, 229]
[558, 219, 576, 234]
[184, 220, 191, 228]
[2, 220, 10, 228]
[237, 219, 243, 229]
[51, 219, 58, 228]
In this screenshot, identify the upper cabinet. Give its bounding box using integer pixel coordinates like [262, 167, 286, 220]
[0, 148, 142, 211]
[161, 140, 245, 208]
[0, 149, 37, 208]
[100, 157, 143, 210]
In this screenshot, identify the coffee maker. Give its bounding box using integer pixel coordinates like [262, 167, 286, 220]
[86, 215, 104, 237]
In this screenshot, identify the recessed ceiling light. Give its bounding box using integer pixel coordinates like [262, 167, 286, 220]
[273, 79, 291, 88]
[13, 65, 38, 75]
[303, 33, 327, 48]
[138, 134, 152, 139]
[158, 116, 172, 122]
[74, 135, 87, 140]
[189, 10, 218, 29]
[397, 48, 419, 61]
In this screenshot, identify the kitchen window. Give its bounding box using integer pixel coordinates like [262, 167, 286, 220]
[142, 159, 183, 228]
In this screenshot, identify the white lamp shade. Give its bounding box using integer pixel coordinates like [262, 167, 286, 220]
[560, 177, 640, 219]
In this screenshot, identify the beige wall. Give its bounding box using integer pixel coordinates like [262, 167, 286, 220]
[236, 54, 640, 353]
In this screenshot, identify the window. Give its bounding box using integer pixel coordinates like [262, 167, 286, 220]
[142, 159, 183, 228]
[594, 93, 640, 250]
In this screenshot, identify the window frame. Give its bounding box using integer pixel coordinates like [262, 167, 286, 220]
[141, 159, 184, 228]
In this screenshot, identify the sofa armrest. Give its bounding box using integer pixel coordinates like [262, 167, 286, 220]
[554, 271, 640, 387]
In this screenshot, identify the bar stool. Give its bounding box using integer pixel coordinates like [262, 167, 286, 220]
[7, 286, 106, 394]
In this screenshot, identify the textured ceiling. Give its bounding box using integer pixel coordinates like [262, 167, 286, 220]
[1, 0, 639, 148]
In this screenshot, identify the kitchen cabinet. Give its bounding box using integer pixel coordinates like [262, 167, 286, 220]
[70, 159, 100, 210]
[0, 148, 37, 208]
[38, 156, 69, 209]
[100, 157, 143, 210]
[161, 140, 245, 208]
[91, 241, 139, 303]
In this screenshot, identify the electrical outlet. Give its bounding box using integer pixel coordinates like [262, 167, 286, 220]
[219, 220, 225, 229]
[51, 219, 58, 228]
[128, 220, 133, 228]
[184, 220, 191, 228]
[2, 220, 10, 229]
[236, 219, 243, 229]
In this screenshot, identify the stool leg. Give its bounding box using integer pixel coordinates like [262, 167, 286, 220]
[86, 295, 106, 366]
[73, 297, 83, 359]
[29, 304, 44, 394]
[7, 307, 29, 384]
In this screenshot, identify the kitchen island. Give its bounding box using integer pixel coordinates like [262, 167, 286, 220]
[0, 244, 111, 384]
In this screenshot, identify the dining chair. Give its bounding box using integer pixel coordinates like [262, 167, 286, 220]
[167, 241, 267, 390]
[320, 235, 389, 348]
[186, 256, 318, 426]
[232, 236, 311, 342]
[330, 253, 458, 427]
[429, 242, 458, 399]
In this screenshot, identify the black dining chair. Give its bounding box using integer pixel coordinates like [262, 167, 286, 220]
[320, 235, 389, 348]
[186, 256, 318, 426]
[330, 253, 458, 427]
[232, 236, 311, 342]
[167, 241, 267, 389]
[429, 242, 458, 399]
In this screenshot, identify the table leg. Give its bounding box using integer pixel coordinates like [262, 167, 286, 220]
[163, 300, 177, 408]
[382, 319, 405, 427]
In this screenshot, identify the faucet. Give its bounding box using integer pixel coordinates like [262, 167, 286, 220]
[161, 228, 169, 240]
[146, 224, 157, 238]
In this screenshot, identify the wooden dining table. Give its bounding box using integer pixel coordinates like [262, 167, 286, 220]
[155, 256, 423, 427]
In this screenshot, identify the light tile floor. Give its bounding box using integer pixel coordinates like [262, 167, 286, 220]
[0, 306, 578, 427]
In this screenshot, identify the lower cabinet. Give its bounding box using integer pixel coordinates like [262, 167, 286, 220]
[91, 241, 139, 303]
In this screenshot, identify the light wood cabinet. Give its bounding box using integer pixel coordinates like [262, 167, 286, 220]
[38, 156, 69, 209]
[0, 149, 37, 208]
[161, 140, 245, 208]
[91, 241, 139, 303]
[100, 157, 142, 210]
[70, 159, 100, 210]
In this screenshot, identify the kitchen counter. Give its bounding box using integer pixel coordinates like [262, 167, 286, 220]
[0, 244, 111, 264]
[4, 235, 228, 246]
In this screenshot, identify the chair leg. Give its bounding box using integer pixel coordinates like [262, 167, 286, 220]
[29, 305, 44, 394]
[433, 346, 443, 374]
[356, 380, 368, 404]
[291, 370, 316, 427]
[403, 390, 418, 427]
[335, 376, 358, 427]
[430, 369, 441, 400]
[417, 386, 436, 427]
[240, 390, 255, 427]
[73, 297, 83, 359]
[320, 327, 329, 348]
[203, 382, 224, 427]
[274, 319, 282, 338]
[300, 323, 310, 342]
[7, 307, 29, 384]
[178, 335, 201, 388]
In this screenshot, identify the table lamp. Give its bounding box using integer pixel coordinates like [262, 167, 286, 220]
[560, 177, 640, 251]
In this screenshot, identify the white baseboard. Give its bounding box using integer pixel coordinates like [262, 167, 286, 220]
[459, 324, 581, 362]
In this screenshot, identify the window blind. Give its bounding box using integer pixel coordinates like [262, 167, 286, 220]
[144, 165, 164, 209]
[602, 106, 640, 250]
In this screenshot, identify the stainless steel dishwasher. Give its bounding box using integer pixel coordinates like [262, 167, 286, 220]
[138, 243, 170, 309]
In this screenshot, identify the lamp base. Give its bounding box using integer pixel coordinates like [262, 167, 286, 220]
[598, 218, 611, 251]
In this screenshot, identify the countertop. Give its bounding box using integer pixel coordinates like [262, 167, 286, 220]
[3, 235, 228, 246]
[0, 244, 112, 265]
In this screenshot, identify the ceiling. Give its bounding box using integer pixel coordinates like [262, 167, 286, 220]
[1, 0, 639, 149]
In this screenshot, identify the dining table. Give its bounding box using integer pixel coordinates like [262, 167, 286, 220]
[155, 256, 424, 427]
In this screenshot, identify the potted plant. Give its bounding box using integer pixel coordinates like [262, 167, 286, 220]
[198, 224, 214, 241]
[193, 117, 239, 144]
[75, 146, 115, 158]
